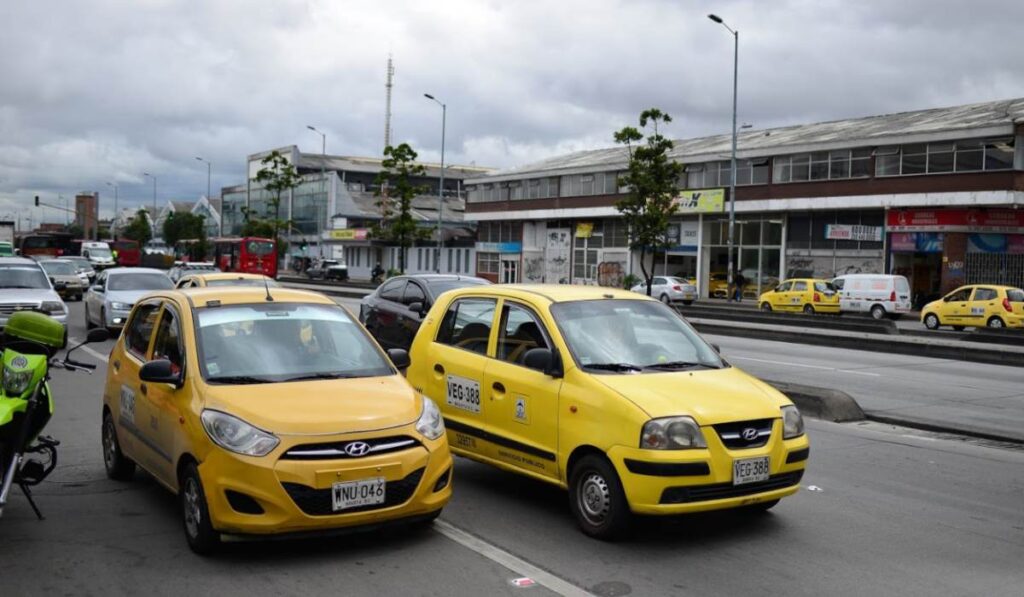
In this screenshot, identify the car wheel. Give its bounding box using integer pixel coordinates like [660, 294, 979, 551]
[85, 304, 96, 330]
[987, 316, 1005, 329]
[659, 294, 671, 304]
[870, 304, 886, 320]
[102, 411, 136, 481]
[180, 462, 220, 555]
[760, 302, 773, 312]
[923, 313, 940, 330]
[802, 304, 815, 315]
[568, 454, 632, 540]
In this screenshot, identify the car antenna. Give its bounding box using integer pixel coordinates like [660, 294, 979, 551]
[263, 275, 274, 302]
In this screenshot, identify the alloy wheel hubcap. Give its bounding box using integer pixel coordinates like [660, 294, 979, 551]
[183, 478, 201, 538]
[578, 473, 611, 524]
[991, 319, 1003, 328]
[103, 419, 116, 469]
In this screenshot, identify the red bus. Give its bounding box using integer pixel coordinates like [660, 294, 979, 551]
[212, 237, 277, 278]
[18, 233, 75, 258]
[109, 240, 141, 266]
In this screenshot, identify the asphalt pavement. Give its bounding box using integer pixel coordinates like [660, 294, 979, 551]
[2, 300, 1022, 596]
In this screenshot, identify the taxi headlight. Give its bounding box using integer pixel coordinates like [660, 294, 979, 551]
[2, 366, 32, 396]
[110, 302, 133, 311]
[782, 405, 805, 439]
[641, 416, 706, 450]
[200, 410, 279, 457]
[40, 301, 65, 315]
[416, 396, 445, 441]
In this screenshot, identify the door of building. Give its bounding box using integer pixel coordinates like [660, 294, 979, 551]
[501, 258, 519, 284]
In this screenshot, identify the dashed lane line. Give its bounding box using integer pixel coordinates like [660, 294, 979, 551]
[728, 355, 881, 377]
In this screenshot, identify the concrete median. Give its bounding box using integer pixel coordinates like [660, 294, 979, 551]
[764, 380, 865, 423]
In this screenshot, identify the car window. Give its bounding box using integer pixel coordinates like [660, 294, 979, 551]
[946, 288, 971, 302]
[125, 302, 161, 359]
[775, 281, 792, 292]
[152, 305, 184, 375]
[793, 281, 808, 292]
[972, 287, 998, 301]
[402, 282, 426, 306]
[831, 278, 845, 290]
[1008, 289, 1024, 302]
[653, 277, 667, 286]
[895, 277, 910, 293]
[497, 303, 551, 365]
[426, 278, 490, 297]
[436, 298, 496, 356]
[0, 264, 50, 289]
[814, 281, 836, 293]
[108, 272, 174, 291]
[379, 279, 405, 302]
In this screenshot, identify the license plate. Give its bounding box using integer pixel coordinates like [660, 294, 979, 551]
[733, 457, 770, 485]
[446, 374, 481, 413]
[332, 477, 386, 511]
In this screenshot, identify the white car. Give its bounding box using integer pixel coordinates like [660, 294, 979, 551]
[831, 274, 912, 319]
[630, 276, 698, 305]
[84, 267, 174, 330]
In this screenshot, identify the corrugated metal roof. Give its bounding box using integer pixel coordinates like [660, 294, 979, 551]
[298, 152, 494, 179]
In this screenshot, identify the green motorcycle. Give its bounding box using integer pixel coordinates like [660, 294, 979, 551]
[0, 311, 108, 519]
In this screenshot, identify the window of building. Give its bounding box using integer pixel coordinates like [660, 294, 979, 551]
[509, 182, 524, 200]
[876, 137, 1015, 177]
[478, 252, 499, 274]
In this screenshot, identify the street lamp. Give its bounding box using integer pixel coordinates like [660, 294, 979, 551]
[306, 126, 327, 246]
[142, 171, 157, 222]
[424, 93, 446, 273]
[195, 157, 215, 235]
[708, 13, 740, 301]
[106, 182, 119, 239]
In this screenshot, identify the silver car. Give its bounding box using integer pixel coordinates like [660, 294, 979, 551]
[0, 257, 68, 328]
[630, 276, 699, 305]
[84, 267, 174, 330]
[61, 256, 97, 285]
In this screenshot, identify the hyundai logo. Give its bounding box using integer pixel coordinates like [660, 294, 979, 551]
[344, 441, 371, 457]
[741, 427, 759, 441]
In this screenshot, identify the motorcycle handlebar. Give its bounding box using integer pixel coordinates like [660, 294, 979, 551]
[61, 359, 96, 371]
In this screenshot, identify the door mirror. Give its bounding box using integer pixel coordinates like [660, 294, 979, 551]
[139, 359, 183, 388]
[523, 347, 562, 377]
[91, 284, 104, 293]
[86, 328, 110, 343]
[407, 301, 425, 316]
[387, 348, 411, 370]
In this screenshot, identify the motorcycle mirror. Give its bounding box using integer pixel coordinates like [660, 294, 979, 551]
[86, 328, 110, 343]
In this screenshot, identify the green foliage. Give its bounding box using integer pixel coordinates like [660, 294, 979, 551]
[614, 108, 683, 296]
[373, 143, 429, 274]
[252, 150, 300, 256]
[65, 223, 84, 239]
[622, 273, 641, 290]
[121, 209, 153, 246]
[163, 212, 209, 260]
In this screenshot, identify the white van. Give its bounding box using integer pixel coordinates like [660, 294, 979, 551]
[831, 274, 912, 319]
[81, 241, 116, 269]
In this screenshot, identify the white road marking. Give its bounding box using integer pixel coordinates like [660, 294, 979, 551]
[434, 520, 596, 597]
[729, 355, 881, 377]
[78, 343, 110, 363]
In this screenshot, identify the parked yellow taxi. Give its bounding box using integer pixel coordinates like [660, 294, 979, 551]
[758, 278, 839, 314]
[174, 271, 280, 289]
[101, 287, 451, 553]
[406, 285, 809, 539]
[921, 284, 1024, 330]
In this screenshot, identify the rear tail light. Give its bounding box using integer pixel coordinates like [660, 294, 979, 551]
[813, 292, 821, 302]
[672, 285, 682, 291]
[890, 290, 896, 302]
[1003, 298, 1012, 312]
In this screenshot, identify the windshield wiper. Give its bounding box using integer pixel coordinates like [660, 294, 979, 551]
[207, 375, 273, 385]
[644, 361, 719, 371]
[584, 362, 643, 372]
[280, 372, 358, 382]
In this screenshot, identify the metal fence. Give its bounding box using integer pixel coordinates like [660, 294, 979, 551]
[966, 253, 1024, 287]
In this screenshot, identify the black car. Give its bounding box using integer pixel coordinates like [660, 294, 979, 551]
[360, 274, 491, 350]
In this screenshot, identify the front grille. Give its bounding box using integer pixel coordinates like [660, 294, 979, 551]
[282, 467, 425, 516]
[660, 470, 804, 504]
[713, 418, 775, 449]
[0, 303, 40, 316]
[280, 435, 421, 460]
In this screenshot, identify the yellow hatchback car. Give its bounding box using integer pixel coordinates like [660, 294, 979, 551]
[406, 285, 809, 539]
[758, 278, 840, 314]
[174, 271, 280, 289]
[921, 284, 1024, 330]
[101, 287, 451, 553]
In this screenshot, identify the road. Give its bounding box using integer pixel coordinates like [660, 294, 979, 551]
[1, 300, 1021, 596]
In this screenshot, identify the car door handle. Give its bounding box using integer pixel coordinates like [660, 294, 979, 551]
[492, 382, 506, 399]
[140, 383, 148, 396]
[113, 360, 120, 371]
[434, 364, 445, 375]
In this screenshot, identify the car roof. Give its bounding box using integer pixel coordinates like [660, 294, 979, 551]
[440, 283, 648, 305]
[0, 257, 42, 266]
[394, 274, 489, 283]
[182, 272, 270, 282]
[106, 267, 166, 275]
[178, 287, 337, 308]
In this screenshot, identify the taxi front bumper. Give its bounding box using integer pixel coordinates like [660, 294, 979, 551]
[606, 431, 809, 515]
[198, 430, 453, 536]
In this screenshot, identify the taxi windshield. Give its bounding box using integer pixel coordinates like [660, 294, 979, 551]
[550, 299, 724, 373]
[197, 303, 393, 383]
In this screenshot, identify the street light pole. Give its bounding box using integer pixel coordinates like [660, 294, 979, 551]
[306, 126, 327, 244]
[424, 94, 446, 273]
[708, 13, 739, 301]
[195, 157, 214, 234]
[106, 182, 119, 239]
[143, 172, 157, 224]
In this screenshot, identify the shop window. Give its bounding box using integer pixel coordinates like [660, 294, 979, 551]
[604, 220, 629, 247]
[740, 220, 761, 245]
[901, 144, 927, 174]
[764, 220, 783, 245]
[478, 252, 499, 274]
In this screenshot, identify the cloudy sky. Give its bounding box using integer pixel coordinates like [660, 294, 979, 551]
[2, 0, 1023, 224]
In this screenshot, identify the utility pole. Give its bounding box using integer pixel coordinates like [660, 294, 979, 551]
[106, 182, 119, 239]
[708, 14, 740, 301]
[424, 93, 446, 273]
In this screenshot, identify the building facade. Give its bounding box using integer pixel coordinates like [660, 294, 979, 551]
[75, 192, 99, 239]
[464, 98, 1024, 304]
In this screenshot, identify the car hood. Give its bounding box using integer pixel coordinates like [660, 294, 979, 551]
[203, 374, 422, 435]
[588, 366, 788, 425]
[0, 288, 62, 303]
[51, 274, 83, 284]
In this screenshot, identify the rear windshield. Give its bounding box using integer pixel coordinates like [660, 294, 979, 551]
[814, 282, 836, 292]
[427, 279, 490, 296]
[245, 240, 274, 256]
[108, 273, 174, 291]
[1008, 289, 1024, 302]
[41, 261, 77, 275]
[895, 277, 910, 292]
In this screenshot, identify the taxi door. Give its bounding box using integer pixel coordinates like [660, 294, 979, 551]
[964, 287, 999, 327]
[769, 280, 793, 309]
[143, 300, 190, 487]
[941, 287, 973, 325]
[789, 280, 809, 311]
[419, 296, 499, 460]
[111, 300, 162, 473]
[481, 299, 562, 480]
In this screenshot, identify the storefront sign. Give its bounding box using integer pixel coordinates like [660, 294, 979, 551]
[665, 221, 699, 252]
[476, 242, 522, 253]
[825, 224, 882, 242]
[890, 232, 943, 253]
[887, 209, 1024, 233]
[575, 222, 593, 238]
[674, 189, 725, 213]
[327, 228, 369, 241]
[967, 233, 1024, 254]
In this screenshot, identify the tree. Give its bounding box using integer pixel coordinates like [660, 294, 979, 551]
[121, 209, 153, 246]
[253, 149, 300, 258]
[163, 212, 209, 260]
[373, 143, 429, 274]
[614, 109, 684, 297]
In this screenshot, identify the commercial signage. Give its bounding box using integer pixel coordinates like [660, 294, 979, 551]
[825, 224, 883, 242]
[664, 221, 699, 252]
[890, 232, 943, 253]
[887, 209, 1024, 233]
[476, 242, 522, 253]
[673, 188, 725, 213]
[575, 222, 593, 238]
[327, 228, 369, 241]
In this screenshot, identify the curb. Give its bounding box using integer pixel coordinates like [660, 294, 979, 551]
[763, 379, 865, 423]
[862, 413, 1024, 445]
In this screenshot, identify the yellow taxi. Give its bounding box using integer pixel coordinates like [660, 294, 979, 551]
[100, 287, 451, 553]
[406, 285, 809, 539]
[921, 284, 1024, 330]
[758, 278, 839, 314]
[175, 271, 280, 289]
[708, 272, 730, 298]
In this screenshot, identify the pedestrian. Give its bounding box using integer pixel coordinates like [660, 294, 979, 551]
[371, 262, 385, 284]
[733, 272, 746, 302]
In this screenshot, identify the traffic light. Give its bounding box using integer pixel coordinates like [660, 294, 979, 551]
[34, 195, 39, 206]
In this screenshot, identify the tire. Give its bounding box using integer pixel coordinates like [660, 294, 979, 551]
[741, 499, 780, 514]
[568, 454, 632, 540]
[102, 411, 136, 481]
[870, 304, 886, 320]
[760, 302, 773, 312]
[180, 462, 220, 555]
[802, 304, 815, 315]
[987, 316, 1005, 329]
[659, 294, 671, 304]
[923, 313, 940, 330]
[85, 304, 96, 330]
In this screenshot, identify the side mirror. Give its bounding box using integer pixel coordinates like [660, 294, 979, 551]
[387, 348, 411, 370]
[407, 301, 425, 315]
[139, 359, 183, 388]
[91, 284, 104, 293]
[86, 328, 110, 343]
[523, 347, 562, 377]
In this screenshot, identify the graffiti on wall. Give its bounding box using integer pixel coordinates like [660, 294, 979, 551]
[597, 261, 625, 288]
[523, 251, 545, 283]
